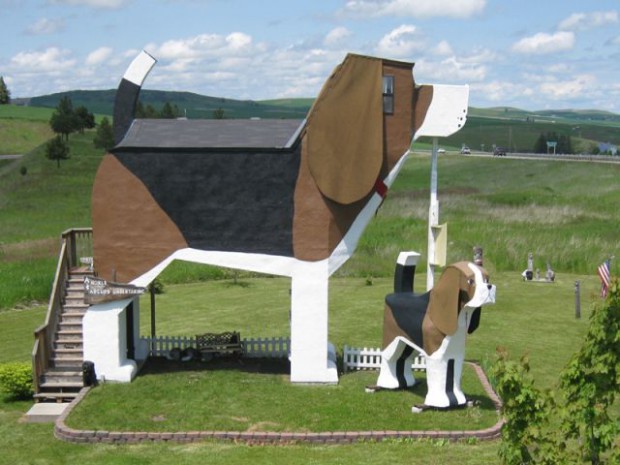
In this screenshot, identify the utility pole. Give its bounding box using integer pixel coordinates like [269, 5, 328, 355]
[427, 137, 439, 290]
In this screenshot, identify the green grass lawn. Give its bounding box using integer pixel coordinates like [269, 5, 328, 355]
[1, 272, 604, 465]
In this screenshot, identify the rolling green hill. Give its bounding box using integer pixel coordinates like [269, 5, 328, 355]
[20, 89, 620, 154]
[28, 90, 310, 120]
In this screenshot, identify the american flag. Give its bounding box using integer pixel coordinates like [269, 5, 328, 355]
[597, 260, 611, 298]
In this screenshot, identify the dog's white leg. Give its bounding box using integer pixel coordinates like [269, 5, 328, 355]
[424, 324, 468, 408]
[289, 260, 338, 383]
[376, 337, 418, 389]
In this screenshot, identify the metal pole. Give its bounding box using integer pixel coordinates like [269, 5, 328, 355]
[427, 137, 439, 291]
[150, 284, 156, 353]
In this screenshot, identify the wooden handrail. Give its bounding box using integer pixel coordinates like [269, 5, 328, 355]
[32, 228, 93, 394]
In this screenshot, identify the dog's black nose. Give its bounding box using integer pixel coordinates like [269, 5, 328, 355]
[487, 284, 493, 290]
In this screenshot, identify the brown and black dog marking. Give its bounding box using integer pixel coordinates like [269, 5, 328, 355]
[92, 54, 432, 283]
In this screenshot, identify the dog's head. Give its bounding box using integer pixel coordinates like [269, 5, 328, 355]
[428, 262, 496, 336]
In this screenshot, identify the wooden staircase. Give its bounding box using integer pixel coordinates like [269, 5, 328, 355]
[33, 228, 94, 403]
[34, 268, 93, 402]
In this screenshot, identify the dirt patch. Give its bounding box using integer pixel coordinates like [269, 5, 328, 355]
[0, 238, 58, 262]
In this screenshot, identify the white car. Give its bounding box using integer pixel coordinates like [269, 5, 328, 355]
[460, 146, 471, 154]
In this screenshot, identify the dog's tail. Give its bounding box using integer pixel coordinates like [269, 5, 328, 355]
[113, 51, 157, 145]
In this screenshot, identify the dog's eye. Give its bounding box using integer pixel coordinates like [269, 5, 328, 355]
[467, 279, 474, 286]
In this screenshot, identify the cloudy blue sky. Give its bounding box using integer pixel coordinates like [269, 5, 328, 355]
[2, 0, 619, 111]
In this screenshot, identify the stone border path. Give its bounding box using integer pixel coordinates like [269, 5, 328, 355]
[55, 362, 504, 445]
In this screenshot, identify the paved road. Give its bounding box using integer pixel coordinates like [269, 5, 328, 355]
[460, 151, 620, 164]
[0, 154, 22, 160]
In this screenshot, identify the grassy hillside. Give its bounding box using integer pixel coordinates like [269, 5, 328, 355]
[426, 114, 620, 153]
[29, 90, 310, 119]
[0, 105, 54, 155]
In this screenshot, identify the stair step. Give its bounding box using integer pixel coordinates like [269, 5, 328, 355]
[41, 375, 83, 385]
[54, 347, 83, 354]
[55, 342, 83, 351]
[56, 330, 82, 339]
[57, 322, 82, 332]
[40, 381, 83, 389]
[34, 391, 80, 402]
[46, 367, 82, 375]
[63, 302, 89, 311]
[51, 358, 83, 369]
[59, 314, 84, 324]
[53, 351, 83, 362]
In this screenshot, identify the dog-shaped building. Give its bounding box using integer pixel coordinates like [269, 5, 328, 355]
[372, 252, 496, 408]
[85, 51, 469, 383]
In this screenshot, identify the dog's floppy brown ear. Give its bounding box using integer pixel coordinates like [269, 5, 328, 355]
[427, 266, 462, 335]
[305, 54, 383, 205]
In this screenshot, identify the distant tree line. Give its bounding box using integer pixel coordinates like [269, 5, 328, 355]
[135, 101, 182, 119]
[533, 131, 573, 154]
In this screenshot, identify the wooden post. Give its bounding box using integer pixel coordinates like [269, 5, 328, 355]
[574, 280, 581, 319]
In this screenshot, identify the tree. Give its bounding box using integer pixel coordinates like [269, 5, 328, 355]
[45, 136, 70, 168]
[50, 96, 79, 140]
[534, 133, 547, 154]
[75, 106, 95, 133]
[213, 107, 225, 119]
[0, 76, 10, 104]
[560, 279, 619, 465]
[93, 117, 115, 151]
[492, 280, 620, 465]
[160, 102, 177, 119]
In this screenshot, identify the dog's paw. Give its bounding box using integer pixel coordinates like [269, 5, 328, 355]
[411, 404, 426, 414]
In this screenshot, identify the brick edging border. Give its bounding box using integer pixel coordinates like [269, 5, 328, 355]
[54, 362, 505, 445]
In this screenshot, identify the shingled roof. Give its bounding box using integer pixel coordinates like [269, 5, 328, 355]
[115, 118, 306, 150]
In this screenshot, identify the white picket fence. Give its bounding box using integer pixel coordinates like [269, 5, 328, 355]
[141, 335, 290, 359]
[141, 337, 426, 372]
[342, 345, 426, 373]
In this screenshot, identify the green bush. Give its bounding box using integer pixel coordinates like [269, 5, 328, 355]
[0, 362, 33, 400]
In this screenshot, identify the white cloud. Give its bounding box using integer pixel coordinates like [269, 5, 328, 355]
[539, 74, 597, 100]
[47, 0, 129, 8]
[324, 27, 352, 47]
[473, 80, 533, 103]
[147, 32, 256, 62]
[433, 40, 453, 56]
[375, 24, 422, 58]
[86, 46, 113, 65]
[417, 56, 487, 82]
[10, 47, 76, 72]
[342, 0, 486, 19]
[512, 31, 575, 55]
[559, 10, 618, 31]
[24, 17, 65, 35]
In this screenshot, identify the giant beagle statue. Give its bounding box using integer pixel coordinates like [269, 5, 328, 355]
[88, 51, 469, 383]
[371, 252, 496, 409]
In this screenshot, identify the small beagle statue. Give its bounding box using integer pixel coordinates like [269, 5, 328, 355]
[370, 252, 496, 410]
